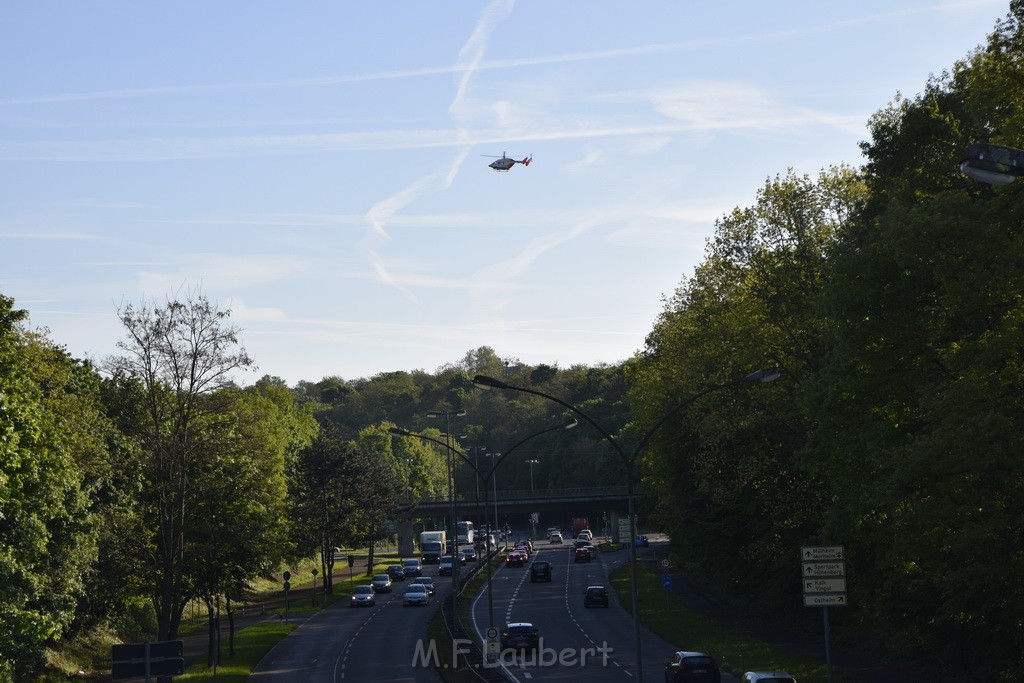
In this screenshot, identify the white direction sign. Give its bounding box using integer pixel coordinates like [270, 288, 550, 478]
[804, 593, 848, 607]
[801, 545, 844, 561]
[803, 562, 845, 577]
[804, 577, 847, 593]
[617, 519, 632, 542]
[801, 543, 849, 607]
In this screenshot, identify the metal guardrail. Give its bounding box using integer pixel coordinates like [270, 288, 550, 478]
[442, 548, 510, 682]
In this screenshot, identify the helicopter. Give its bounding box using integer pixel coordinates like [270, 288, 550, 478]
[482, 151, 532, 171]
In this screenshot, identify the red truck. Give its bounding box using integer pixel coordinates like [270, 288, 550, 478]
[571, 518, 589, 537]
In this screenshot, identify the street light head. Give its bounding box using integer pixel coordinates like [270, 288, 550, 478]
[426, 409, 467, 418]
[472, 374, 508, 390]
[961, 142, 1024, 184]
[744, 367, 781, 383]
[564, 418, 579, 430]
[389, 427, 413, 437]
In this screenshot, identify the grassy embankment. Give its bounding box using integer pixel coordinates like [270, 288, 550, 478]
[174, 553, 404, 682]
[608, 553, 856, 683]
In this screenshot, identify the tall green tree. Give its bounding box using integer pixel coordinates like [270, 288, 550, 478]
[812, 3, 1024, 675]
[107, 291, 254, 641]
[627, 167, 864, 605]
[289, 421, 400, 592]
[0, 297, 103, 681]
[185, 383, 316, 660]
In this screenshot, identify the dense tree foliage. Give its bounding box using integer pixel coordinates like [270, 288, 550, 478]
[0, 297, 109, 681]
[628, 4, 1024, 678]
[629, 166, 865, 606]
[107, 292, 258, 641]
[812, 5, 1024, 674]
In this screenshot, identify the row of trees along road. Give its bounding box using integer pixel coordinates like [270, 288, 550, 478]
[3, 5, 1023, 680]
[627, 4, 1024, 679]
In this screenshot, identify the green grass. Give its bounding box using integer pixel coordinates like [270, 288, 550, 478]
[610, 562, 855, 683]
[176, 621, 298, 682]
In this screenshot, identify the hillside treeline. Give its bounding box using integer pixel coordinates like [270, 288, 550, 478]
[0, 293, 628, 680]
[2, 5, 1023, 680]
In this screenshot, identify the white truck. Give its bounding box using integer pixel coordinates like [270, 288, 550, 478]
[419, 530, 446, 564]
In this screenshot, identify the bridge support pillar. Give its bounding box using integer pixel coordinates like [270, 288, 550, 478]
[609, 510, 623, 544]
[397, 519, 415, 557]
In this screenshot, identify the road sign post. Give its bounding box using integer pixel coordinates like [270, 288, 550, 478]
[801, 545, 847, 683]
[617, 518, 631, 545]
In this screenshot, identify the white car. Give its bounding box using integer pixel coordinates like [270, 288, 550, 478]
[741, 673, 796, 683]
[549, 532, 563, 544]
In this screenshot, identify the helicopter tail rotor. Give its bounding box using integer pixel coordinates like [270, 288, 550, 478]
[522, 155, 532, 166]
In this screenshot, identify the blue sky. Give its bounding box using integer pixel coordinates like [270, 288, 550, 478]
[1, 1, 1009, 384]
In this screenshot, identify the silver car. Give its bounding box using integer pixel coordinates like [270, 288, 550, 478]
[349, 585, 376, 607]
[403, 585, 430, 606]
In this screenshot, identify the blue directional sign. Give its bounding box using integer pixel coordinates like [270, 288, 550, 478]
[662, 574, 672, 590]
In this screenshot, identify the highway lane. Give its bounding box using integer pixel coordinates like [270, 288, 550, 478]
[249, 564, 460, 683]
[336, 576, 447, 682]
[470, 541, 738, 682]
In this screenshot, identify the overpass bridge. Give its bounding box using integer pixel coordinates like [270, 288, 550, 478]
[402, 485, 633, 517]
[392, 486, 641, 554]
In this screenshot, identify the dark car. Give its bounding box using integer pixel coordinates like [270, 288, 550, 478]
[584, 585, 609, 607]
[529, 560, 552, 582]
[664, 651, 721, 682]
[505, 550, 526, 567]
[574, 547, 592, 563]
[386, 564, 406, 581]
[636, 535, 649, 547]
[501, 622, 539, 652]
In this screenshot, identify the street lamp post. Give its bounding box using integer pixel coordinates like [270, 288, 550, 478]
[472, 368, 780, 680]
[484, 453, 501, 542]
[427, 410, 466, 589]
[389, 419, 576, 637]
[467, 445, 488, 543]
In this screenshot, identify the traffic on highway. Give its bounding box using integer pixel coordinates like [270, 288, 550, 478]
[247, 530, 741, 683]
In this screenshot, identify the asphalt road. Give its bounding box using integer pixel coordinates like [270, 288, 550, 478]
[247, 539, 740, 682]
[248, 563, 460, 682]
[468, 539, 739, 683]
